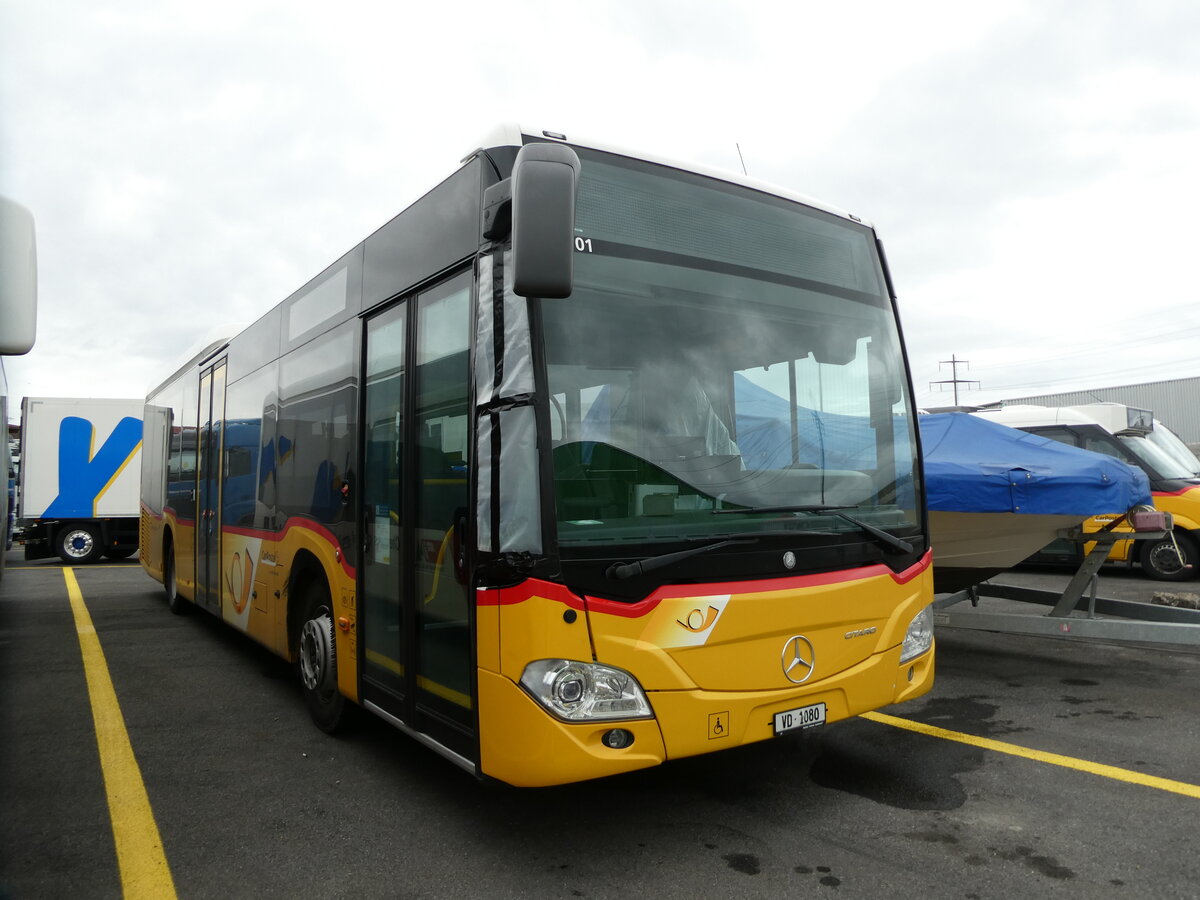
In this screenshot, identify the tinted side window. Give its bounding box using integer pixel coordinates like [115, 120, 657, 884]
[277, 322, 359, 561]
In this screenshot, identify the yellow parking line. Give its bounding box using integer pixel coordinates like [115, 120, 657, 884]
[9, 565, 143, 570]
[863, 710, 1200, 800]
[64, 568, 178, 898]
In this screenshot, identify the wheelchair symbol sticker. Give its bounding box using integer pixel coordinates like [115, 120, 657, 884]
[708, 711, 730, 740]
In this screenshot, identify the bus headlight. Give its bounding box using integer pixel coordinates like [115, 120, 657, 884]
[899, 605, 934, 663]
[520, 659, 654, 721]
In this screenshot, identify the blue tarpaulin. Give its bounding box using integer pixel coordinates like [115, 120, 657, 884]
[920, 413, 1152, 515]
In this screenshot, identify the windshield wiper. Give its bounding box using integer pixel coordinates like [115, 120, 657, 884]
[713, 505, 914, 554]
[605, 538, 758, 580]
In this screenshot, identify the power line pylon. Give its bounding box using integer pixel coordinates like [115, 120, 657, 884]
[930, 354, 980, 406]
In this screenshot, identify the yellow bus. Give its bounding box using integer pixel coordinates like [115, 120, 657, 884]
[139, 126, 934, 786]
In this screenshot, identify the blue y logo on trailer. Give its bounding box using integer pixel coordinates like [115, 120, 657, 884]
[43, 416, 143, 518]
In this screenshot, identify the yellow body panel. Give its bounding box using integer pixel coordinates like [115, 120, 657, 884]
[140, 511, 360, 702]
[650, 645, 933, 760]
[589, 563, 932, 694]
[139, 509, 196, 594]
[1078, 486, 1200, 561]
[478, 669, 666, 787]
[495, 591, 596, 683]
[477, 556, 934, 786]
[1153, 489, 1200, 531]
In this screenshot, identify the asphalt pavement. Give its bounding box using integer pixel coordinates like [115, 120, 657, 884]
[3, 550, 1199, 899]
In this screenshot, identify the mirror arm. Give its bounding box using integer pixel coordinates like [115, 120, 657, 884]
[482, 178, 512, 241]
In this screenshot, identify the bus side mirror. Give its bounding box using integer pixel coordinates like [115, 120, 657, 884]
[510, 143, 580, 299]
[0, 196, 38, 355]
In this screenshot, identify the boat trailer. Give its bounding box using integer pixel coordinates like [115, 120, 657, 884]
[934, 513, 1200, 646]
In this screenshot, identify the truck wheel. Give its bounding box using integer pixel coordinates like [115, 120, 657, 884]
[1139, 532, 1198, 581]
[298, 579, 347, 733]
[57, 524, 104, 564]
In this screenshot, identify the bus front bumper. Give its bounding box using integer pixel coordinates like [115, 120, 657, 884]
[477, 642, 934, 788]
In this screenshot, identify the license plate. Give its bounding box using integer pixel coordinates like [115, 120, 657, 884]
[773, 702, 826, 735]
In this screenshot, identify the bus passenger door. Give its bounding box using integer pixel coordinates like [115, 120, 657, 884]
[360, 270, 474, 763]
[196, 360, 227, 614]
[411, 273, 473, 757]
[362, 303, 409, 703]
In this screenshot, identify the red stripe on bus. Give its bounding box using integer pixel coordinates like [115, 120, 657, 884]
[1153, 486, 1200, 498]
[477, 551, 931, 619]
[477, 579, 587, 611]
[221, 517, 356, 579]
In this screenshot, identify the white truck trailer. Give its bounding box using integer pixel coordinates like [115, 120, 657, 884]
[17, 397, 143, 563]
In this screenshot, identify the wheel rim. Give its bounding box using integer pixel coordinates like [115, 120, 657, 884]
[1148, 540, 1185, 576]
[62, 529, 95, 560]
[300, 612, 335, 694]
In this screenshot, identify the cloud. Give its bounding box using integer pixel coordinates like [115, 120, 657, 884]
[4, 0, 1200, 419]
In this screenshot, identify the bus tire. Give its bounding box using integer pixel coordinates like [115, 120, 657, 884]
[298, 578, 347, 733]
[1139, 531, 1198, 582]
[57, 523, 104, 564]
[164, 540, 188, 614]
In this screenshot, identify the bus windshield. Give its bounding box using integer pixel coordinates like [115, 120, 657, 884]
[542, 152, 920, 552]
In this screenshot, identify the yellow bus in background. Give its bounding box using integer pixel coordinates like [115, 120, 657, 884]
[140, 126, 934, 786]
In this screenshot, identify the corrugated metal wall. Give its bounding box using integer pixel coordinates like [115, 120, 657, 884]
[1004, 375, 1200, 444]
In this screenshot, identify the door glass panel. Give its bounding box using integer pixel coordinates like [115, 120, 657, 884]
[414, 274, 472, 727]
[363, 304, 407, 696]
[196, 362, 226, 614]
[196, 369, 212, 605]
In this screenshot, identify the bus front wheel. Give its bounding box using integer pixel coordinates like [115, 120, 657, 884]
[298, 579, 346, 733]
[1139, 531, 1198, 581]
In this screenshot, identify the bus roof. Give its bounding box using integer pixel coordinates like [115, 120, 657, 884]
[469, 123, 868, 228]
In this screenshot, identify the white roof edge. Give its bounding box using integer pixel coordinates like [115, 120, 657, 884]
[465, 123, 869, 227]
[21, 397, 143, 404]
[461, 122, 525, 163]
[146, 327, 242, 400]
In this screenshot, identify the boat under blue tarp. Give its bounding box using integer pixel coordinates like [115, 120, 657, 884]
[920, 413, 1153, 591]
[920, 412, 1151, 515]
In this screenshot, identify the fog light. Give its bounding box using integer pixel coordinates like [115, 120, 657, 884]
[602, 729, 634, 749]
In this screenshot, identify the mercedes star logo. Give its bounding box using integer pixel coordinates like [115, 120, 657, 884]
[781, 635, 816, 684]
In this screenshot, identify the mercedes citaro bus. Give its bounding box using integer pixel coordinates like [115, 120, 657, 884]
[140, 126, 934, 786]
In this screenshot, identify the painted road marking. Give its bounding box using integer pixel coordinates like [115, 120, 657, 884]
[10, 564, 143, 570]
[64, 567, 178, 899]
[864, 710, 1200, 800]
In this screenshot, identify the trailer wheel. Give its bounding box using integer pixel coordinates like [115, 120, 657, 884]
[57, 524, 103, 564]
[1139, 531, 1198, 581]
[298, 578, 347, 733]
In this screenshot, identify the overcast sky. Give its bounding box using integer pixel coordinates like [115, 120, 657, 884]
[3, 0, 1199, 422]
